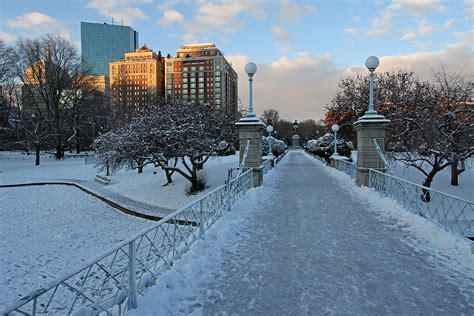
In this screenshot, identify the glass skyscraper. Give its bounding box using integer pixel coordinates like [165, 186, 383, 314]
[81, 22, 139, 77]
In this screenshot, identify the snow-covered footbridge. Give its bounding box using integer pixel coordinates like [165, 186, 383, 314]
[132, 150, 474, 314]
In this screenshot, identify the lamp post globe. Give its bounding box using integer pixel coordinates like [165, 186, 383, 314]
[365, 56, 379, 71]
[266, 125, 273, 134]
[245, 62, 257, 77]
[332, 124, 339, 155]
[245, 62, 257, 117]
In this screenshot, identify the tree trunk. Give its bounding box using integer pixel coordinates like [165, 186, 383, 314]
[35, 144, 40, 166]
[55, 143, 64, 160]
[137, 159, 143, 173]
[421, 168, 438, 203]
[450, 159, 459, 186]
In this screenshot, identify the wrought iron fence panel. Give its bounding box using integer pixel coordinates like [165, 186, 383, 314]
[4, 168, 255, 316]
[338, 160, 356, 179]
[262, 160, 272, 175]
[369, 169, 474, 238]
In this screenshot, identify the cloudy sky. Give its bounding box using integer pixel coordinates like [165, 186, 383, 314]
[1, 0, 473, 121]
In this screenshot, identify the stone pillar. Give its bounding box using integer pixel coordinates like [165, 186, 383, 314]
[235, 116, 266, 187]
[292, 135, 300, 148]
[353, 114, 390, 186]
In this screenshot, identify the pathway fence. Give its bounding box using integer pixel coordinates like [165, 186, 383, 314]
[3, 169, 254, 316]
[368, 169, 474, 238]
[338, 159, 356, 179]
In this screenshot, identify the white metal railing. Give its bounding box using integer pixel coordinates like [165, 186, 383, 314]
[3, 169, 254, 315]
[261, 159, 272, 175]
[368, 169, 474, 238]
[274, 151, 288, 165]
[338, 159, 357, 179]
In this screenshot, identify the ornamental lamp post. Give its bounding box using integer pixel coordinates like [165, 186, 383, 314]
[332, 124, 339, 155]
[266, 125, 274, 157]
[245, 62, 257, 117]
[365, 56, 379, 115]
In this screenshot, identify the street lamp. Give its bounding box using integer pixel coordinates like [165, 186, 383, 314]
[365, 56, 379, 115]
[332, 124, 339, 155]
[245, 62, 257, 117]
[266, 125, 274, 157]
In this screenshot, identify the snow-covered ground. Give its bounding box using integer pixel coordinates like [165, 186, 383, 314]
[0, 151, 239, 210]
[351, 151, 473, 202]
[0, 185, 155, 308]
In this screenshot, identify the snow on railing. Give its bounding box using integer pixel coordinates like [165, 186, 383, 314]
[237, 139, 251, 176]
[274, 150, 288, 165]
[368, 169, 474, 238]
[3, 169, 254, 316]
[338, 159, 356, 179]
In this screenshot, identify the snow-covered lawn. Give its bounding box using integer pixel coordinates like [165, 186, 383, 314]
[0, 152, 240, 210]
[0, 185, 155, 308]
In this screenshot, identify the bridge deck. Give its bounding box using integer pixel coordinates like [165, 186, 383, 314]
[202, 150, 473, 314]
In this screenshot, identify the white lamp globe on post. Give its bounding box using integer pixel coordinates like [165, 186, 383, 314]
[245, 62, 257, 117]
[365, 56, 379, 115]
[266, 124, 274, 158]
[331, 124, 339, 156]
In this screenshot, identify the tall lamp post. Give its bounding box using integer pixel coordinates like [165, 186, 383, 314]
[365, 56, 379, 115]
[332, 124, 339, 155]
[245, 62, 257, 117]
[266, 125, 274, 158]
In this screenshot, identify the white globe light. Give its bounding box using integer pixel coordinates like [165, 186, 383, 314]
[245, 62, 257, 77]
[365, 56, 379, 71]
[266, 125, 274, 133]
[332, 124, 339, 132]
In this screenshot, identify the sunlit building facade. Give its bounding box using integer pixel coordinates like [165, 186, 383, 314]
[109, 45, 165, 109]
[164, 43, 238, 113]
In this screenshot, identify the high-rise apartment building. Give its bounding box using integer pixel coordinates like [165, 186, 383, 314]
[164, 43, 238, 113]
[81, 21, 139, 78]
[109, 45, 165, 110]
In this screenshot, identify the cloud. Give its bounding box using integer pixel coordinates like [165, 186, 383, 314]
[158, 10, 184, 26]
[278, 0, 316, 22]
[6, 12, 70, 39]
[227, 44, 473, 121]
[86, 0, 149, 25]
[400, 18, 455, 40]
[272, 26, 293, 45]
[0, 31, 17, 43]
[228, 52, 342, 121]
[183, 0, 265, 41]
[388, 0, 443, 16]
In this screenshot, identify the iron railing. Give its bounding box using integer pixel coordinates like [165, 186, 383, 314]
[3, 169, 254, 316]
[274, 151, 288, 165]
[338, 159, 357, 179]
[368, 169, 474, 238]
[261, 159, 272, 175]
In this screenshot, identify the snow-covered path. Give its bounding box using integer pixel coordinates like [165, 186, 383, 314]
[200, 151, 473, 314]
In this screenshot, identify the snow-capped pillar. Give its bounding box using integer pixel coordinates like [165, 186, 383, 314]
[292, 135, 300, 148]
[235, 116, 266, 187]
[353, 114, 390, 186]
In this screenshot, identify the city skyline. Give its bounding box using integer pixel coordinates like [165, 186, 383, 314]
[0, 0, 473, 121]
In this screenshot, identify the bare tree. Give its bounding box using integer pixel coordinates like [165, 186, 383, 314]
[94, 99, 238, 193]
[9, 34, 96, 159]
[327, 68, 473, 191]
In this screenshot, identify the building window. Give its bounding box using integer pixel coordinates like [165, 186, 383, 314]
[198, 77, 204, 82]
[166, 62, 172, 66]
[183, 84, 188, 89]
[190, 83, 196, 89]
[199, 88, 204, 94]
[215, 71, 221, 76]
[190, 77, 196, 83]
